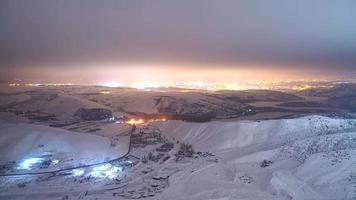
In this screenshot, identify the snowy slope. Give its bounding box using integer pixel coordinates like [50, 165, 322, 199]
[0, 113, 355, 199]
[0, 94, 31, 106]
[9, 93, 109, 122]
[155, 116, 356, 200]
[77, 89, 249, 119]
[0, 123, 130, 172]
[157, 116, 356, 151]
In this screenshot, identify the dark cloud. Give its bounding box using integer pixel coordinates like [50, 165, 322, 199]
[0, 0, 356, 78]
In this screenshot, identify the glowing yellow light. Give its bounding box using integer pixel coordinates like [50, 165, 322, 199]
[45, 83, 72, 86]
[100, 91, 111, 94]
[126, 118, 145, 125]
[9, 83, 20, 87]
[25, 83, 41, 87]
[292, 85, 316, 91]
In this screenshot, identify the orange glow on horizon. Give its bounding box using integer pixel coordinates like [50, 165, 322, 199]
[11, 63, 344, 90]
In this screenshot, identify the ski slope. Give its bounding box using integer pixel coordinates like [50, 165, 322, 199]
[0, 123, 130, 173]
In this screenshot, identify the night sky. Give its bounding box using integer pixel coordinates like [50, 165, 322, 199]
[1, 0, 356, 84]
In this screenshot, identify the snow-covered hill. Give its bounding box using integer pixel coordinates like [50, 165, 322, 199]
[0, 123, 130, 173]
[155, 116, 356, 200]
[0, 115, 355, 199]
[2, 91, 111, 124]
[1, 85, 356, 199]
[79, 89, 251, 120]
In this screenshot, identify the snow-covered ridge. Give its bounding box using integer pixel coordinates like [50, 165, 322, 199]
[158, 115, 356, 151]
[156, 115, 356, 200]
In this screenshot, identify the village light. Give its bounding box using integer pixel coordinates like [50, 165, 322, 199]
[99, 90, 111, 94]
[90, 163, 112, 178]
[71, 169, 85, 177]
[126, 118, 144, 125]
[104, 166, 123, 179]
[17, 157, 45, 170]
[51, 159, 59, 165]
[90, 163, 111, 177]
[93, 163, 111, 171]
[102, 82, 120, 88]
[89, 163, 123, 179]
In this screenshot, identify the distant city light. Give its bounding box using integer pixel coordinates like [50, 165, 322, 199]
[149, 118, 167, 122]
[8, 83, 72, 87]
[8, 83, 21, 87]
[96, 80, 252, 90]
[17, 157, 45, 170]
[100, 90, 111, 94]
[291, 84, 319, 91]
[102, 82, 121, 88]
[7, 80, 338, 91]
[25, 83, 41, 87]
[132, 82, 161, 89]
[126, 117, 167, 125]
[126, 118, 144, 125]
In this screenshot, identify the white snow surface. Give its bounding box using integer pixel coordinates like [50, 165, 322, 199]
[158, 116, 355, 151]
[156, 116, 356, 200]
[14, 94, 108, 121]
[0, 115, 355, 200]
[0, 123, 130, 171]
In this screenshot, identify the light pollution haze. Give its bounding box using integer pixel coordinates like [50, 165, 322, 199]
[1, 0, 356, 86]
